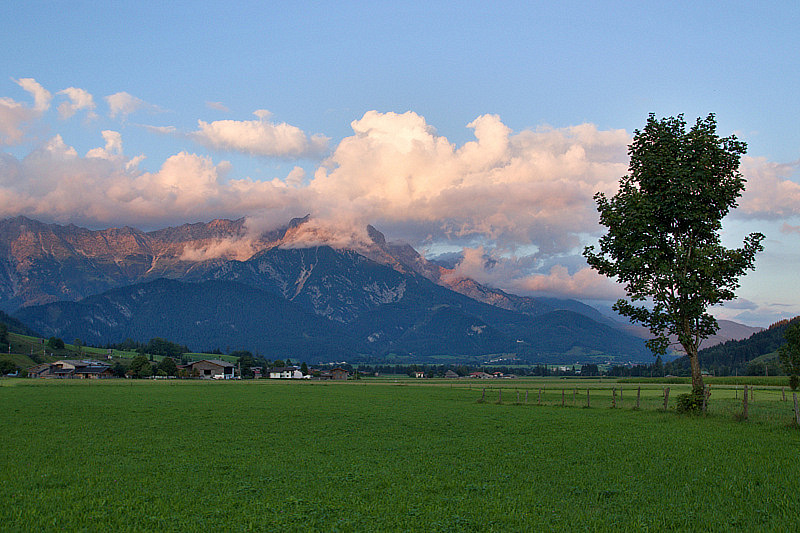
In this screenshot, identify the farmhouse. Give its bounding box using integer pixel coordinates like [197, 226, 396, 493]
[268, 367, 304, 379]
[28, 359, 113, 379]
[189, 359, 236, 379]
[444, 370, 459, 379]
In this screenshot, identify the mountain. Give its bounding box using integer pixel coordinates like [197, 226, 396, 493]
[3, 216, 653, 362]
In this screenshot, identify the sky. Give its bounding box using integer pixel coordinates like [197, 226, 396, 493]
[1, 1, 799, 327]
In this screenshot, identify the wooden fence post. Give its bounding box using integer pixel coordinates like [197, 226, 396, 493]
[538, 388, 541, 405]
[573, 388, 577, 405]
[498, 388, 502, 404]
[516, 390, 520, 404]
[662, 387, 670, 411]
[586, 388, 590, 408]
[612, 388, 617, 409]
[735, 387, 738, 399]
[481, 388, 485, 402]
[636, 386, 641, 410]
[750, 386, 754, 402]
[561, 389, 565, 407]
[525, 390, 528, 404]
[743, 385, 749, 419]
[794, 393, 800, 426]
[782, 387, 786, 402]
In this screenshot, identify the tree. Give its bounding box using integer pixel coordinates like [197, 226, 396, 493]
[128, 354, 153, 378]
[47, 336, 65, 350]
[778, 322, 800, 390]
[584, 114, 764, 396]
[157, 357, 178, 377]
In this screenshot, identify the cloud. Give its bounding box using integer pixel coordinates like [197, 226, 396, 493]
[737, 157, 800, 219]
[191, 110, 330, 158]
[0, 134, 308, 229]
[782, 222, 800, 235]
[57, 87, 97, 120]
[106, 91, 148, 120]
[140, 124, 177, 135]
[85, 130, 124, 159]
[206, 101, 230, 112]
[309, 111, 629, 254]
[0, 78, 51, 145]
[14, 78, 52, 112]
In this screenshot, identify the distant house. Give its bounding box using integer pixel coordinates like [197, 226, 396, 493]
[28, 359, 113, 379]
[413, 371, 425, 378]
[444, 370, 459, 379]
[268, 367, 304, 379]
[469, 371, 492, 379]
[189, 359, 236, 379]
[330, 367, 348, 380]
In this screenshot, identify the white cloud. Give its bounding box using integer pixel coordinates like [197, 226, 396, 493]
[14, 78, 52, 112]
[206, 101, 230, 112]
[737, 157, 800, 219]
[57, 87, 97, 120]
[0, 78, 51, 145]
[86, 130, 124, 159]
[106, 91, 147, 120]
[191, 110, 330, 158]
[309, 111, 629, 254]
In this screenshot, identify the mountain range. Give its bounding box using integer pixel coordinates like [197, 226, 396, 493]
[0, 215, 740, 364]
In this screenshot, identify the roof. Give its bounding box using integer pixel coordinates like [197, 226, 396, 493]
[269, 367, 298, 373]
[191, 359, 236, 368]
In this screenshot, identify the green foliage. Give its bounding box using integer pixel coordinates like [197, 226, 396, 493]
[128, 354, 153, 378]
[46, 336, 65, 350]
[156, 357, 178, 377]
[584, 114, 764, 392]
[0, 359, 17, 375]
[778, 322, 800, 390]
[676, 389, 705, 414]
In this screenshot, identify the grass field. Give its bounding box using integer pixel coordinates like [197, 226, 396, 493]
[1, 379, 799, 531]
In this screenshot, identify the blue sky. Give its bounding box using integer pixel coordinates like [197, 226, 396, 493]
[1, 1, 799, 327]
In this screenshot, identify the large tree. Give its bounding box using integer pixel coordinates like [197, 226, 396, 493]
[584, 114, 764, 394]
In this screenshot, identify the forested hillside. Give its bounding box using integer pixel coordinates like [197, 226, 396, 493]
[671, 317, 800, 376]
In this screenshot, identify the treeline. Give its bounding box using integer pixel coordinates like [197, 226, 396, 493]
[356, 361, 665, 378]
[668, 317, 800, 377]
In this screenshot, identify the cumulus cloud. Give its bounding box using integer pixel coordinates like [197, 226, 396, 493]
[106, 91, 148, 120]
[191, 110, 330, 158]
[309, 111, 629, 254]
[15, 78, 52, 112]
[737, 157, 800, 219]
[0, 134, 308, 229]
[0, 78, 51, 145]
[57, 87, 97, 120]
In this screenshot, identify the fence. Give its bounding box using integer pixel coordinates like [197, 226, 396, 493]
[474, 383, 800, 426]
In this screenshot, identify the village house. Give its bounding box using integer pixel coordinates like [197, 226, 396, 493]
[189, 359, 236, 379]
[444, 370, 460, 379]
[469, 371, 493, 379]
[413, 371, 425, 378]
[27, 359, 114, 379]
[268, 367, 304, 379]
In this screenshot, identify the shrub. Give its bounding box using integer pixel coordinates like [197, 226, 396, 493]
[676, 389, 707, 414]
[790, 374, 799, 391]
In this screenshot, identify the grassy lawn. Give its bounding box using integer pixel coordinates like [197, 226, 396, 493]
[1, 379, 798, 531]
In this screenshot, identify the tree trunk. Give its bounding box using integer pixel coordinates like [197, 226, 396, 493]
[684, 342, 705, 394]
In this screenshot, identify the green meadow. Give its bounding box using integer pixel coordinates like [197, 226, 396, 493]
[1, 379, 799, 531]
